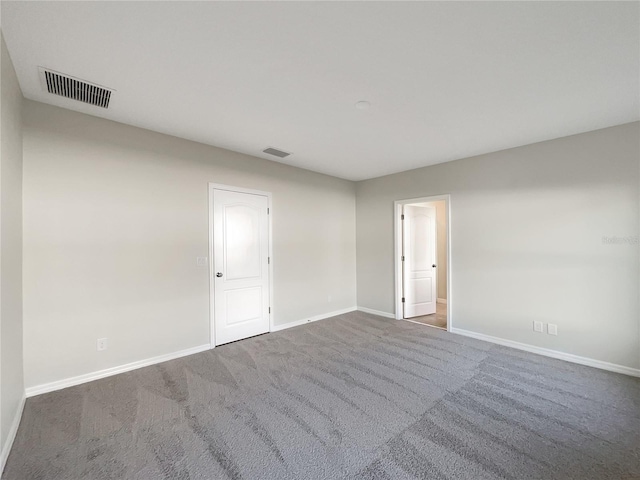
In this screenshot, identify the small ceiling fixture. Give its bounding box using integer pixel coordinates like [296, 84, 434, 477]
[355, 100, 371, 110]
[262, 147, 291, 158]
[38, 67, 114, 109]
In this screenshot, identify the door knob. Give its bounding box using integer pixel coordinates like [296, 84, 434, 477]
[216, 272, 223, 277]
[432, 264, 437, 268]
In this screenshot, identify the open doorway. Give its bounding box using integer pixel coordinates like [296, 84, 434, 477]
[394, 195, 450, 331]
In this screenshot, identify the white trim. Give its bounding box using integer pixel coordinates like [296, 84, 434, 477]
[437, 298, 447, 305]
[394, 194, 452, 331]
[0, 394, 25, 474]
[271, 307, 357, 332]
[357, 306, 395, 319]
[208, 185, 215, 348]
[208, 183, 274, 348]
[25, 344, 211, 398]
[451, 328, 640, 378]
[394, 202, 403, 321]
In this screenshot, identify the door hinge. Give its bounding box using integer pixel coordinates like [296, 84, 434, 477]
[401, 214, 404, 220]
[268, 257, 270, 264]
[267, 208, 270, 214]
[402, 297, 405, 303]
[401, 255, 405, 261]
[269, 307, 271, 314]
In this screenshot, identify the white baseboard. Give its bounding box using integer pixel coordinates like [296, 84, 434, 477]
[437, 298, 447, 305]
[25, 344, 211, 398]
[357, 306, 395, 319]
[25, 307, 360, 398]
[271, 306, 357, 332]
[450, 327, 640, 378]
[1, 393, 26, 475]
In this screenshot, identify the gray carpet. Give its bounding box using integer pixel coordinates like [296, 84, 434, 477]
[4, 311, 640, 480]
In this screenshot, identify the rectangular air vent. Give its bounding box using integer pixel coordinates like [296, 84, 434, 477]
[39, 68, 113, 109]
[263, 147, 291, 158]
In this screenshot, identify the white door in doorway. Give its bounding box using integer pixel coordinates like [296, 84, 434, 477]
[212, 188, 270, 345]
[403, 205, 437, 318]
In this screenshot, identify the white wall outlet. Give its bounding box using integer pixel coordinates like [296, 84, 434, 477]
[97, 338, 108, 351]
[548, 323, 558, 336]
[533, 321, 544, 333]
[197, 257, 208, 267]
[328, 295, 332, 303]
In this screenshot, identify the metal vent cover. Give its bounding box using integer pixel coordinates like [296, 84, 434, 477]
[39, 68, 113, 108]
[263, 147, 291, 158]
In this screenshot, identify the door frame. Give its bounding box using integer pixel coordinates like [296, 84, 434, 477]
[208, 183, 274, 348]
[394, 194, 452, 331]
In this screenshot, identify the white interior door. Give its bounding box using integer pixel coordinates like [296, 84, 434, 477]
[403, 204, 437, 318]
[213, 189, 270, 346]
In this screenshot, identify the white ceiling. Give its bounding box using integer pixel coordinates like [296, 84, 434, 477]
[2, 1, 638, 181]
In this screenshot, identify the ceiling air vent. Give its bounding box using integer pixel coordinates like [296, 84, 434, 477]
[263, 147, 291, 158]
[39, 68, 113, 109]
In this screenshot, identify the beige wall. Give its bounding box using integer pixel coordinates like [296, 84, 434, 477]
[22, 101, 357, 389]
[356, 122, 640, 369]
[0, 33, 24, 457]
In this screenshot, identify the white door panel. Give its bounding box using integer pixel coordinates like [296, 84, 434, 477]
[412, 278, 434, 304]
[223, 287, 263, 325]
[213, 189, 270, 345]
[224, 204, 262, 280]
[403, 205, 437, 318]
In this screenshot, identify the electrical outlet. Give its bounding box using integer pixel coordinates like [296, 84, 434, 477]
[533, 321, 544, 333]
[548, 324, 558, 336]
[97, 338, 108, 351]
[197, 257, 208, 267]
[328, 295, 332, 303]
